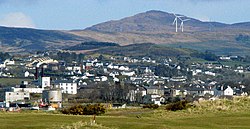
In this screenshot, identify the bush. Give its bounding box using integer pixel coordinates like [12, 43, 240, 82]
[166, 100, 190, 111]
[142, 104, 159, 109]
[61, 104, 106, 115]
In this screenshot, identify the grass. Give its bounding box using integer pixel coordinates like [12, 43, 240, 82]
[2, 97, 250, 129]
[0, 78, 32, 86]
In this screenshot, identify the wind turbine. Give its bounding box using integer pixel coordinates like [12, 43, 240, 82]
[173, 14, 183, 32]
[179, 18, 190, 32]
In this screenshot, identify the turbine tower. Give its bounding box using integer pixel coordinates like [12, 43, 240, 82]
[173, 14, 183, 32]
[179, 18, 190, 32]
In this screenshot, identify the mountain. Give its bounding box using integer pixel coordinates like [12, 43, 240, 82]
[70, 10, 250, 55]
[85, 10, 228, 33]
[2, 10, 250, 55]
[0, 26, 93, 52]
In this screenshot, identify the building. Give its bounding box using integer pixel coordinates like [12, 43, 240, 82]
[213, 86, 234, 96]
[3, 91, 30, 102]
[54, 80, 77, 94]
[39, 77, 51, 89]
[42, 89, 62, 108]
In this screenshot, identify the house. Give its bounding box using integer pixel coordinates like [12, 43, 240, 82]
[212, 86, 234, 96]
[170, 88, 187, 97]
[119, 66, 130, 71]
[54, 80, 78, 94]
[127, 87, 146, 102]
[144, 86, 164, 96]
[24, 71, 30, 77]
[143, 94, 165, 105]
[186, 86, 214, 96]
[4, 59, 15, 65]
[121, 71, 135, 76]
[170, 76, 187, 82]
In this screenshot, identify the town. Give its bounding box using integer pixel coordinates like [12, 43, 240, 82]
[1, 45, 250, 111]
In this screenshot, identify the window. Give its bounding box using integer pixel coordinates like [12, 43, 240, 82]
[71, 87, 73, 89]
[17, 93, 19, 95]
[71, 91, 73, 94]
[9, 93, 11, 95]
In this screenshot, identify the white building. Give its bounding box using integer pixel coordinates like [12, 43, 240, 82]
[213, 86, 234, 96]
[39, 77, 51, 89]
[121, 71, 135, 76]
[54, 80, 77, 94]
[24, 71, 30, 77]
[4, 91, 30, 102]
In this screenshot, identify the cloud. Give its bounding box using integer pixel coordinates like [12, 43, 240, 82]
[0, 12, 35, 28]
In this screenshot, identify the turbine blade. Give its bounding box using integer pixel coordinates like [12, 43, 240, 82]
[173, 18, 177, 25]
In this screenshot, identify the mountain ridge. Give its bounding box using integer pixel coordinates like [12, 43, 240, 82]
[1, 10, 250, 55]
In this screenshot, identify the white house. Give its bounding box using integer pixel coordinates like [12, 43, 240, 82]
[24, 71, 30, 77]
[121, 71, 135, 76]
[54, 80, 77, 94]
[119, 66, 130, 71]
[213, 86, 234, 96]
[143, 94, 165, 105]
[4, 59, 15, 65]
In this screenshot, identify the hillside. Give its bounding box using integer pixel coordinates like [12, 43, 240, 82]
[66, 41, 119, 51]
[1, 10, 250, 55]
[85, 10, 228, 33]
[70, 10, 250, 55]
[86, 43, 195, 58]
[0, 26, 93, 52]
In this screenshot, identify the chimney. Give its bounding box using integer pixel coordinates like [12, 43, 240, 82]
[35, 67, 38, 79]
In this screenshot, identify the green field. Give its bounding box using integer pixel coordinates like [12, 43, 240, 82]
[0, 78, 33, 86]
[1, 108, 250, 129]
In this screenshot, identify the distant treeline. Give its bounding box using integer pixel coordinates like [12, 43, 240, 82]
[190, 51, 218, 61]
[66, 41, 119, 50]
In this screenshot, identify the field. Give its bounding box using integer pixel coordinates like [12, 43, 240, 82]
[1, 107, 250, 129]
[0, 78, 32, 86]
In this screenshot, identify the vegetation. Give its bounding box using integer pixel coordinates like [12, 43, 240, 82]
[66, 41, 119, 50]
[190, 51, 218, 61]
[142, 104, 159, 109]
[0, 26, 86, 51]
[2, 98, 250, 129]
[61, 104, 106, 115]
[51, 51, 85, 63]
[165, 100, 191, 111]
[0, 78, 32, 87]
[94, 43, 192, 58]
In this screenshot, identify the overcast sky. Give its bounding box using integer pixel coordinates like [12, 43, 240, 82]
[0, 0, 249, 30]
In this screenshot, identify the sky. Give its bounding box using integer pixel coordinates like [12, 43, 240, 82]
[0, 0, 249, 30]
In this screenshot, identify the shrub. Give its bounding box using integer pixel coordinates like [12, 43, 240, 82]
[142, 104, 159, 109]
[61, 104, 106, 115]
[166, 100, 190, 111]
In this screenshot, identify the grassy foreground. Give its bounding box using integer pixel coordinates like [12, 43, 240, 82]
[1, 97, 250, 129]
[0, 109, 250, 129]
